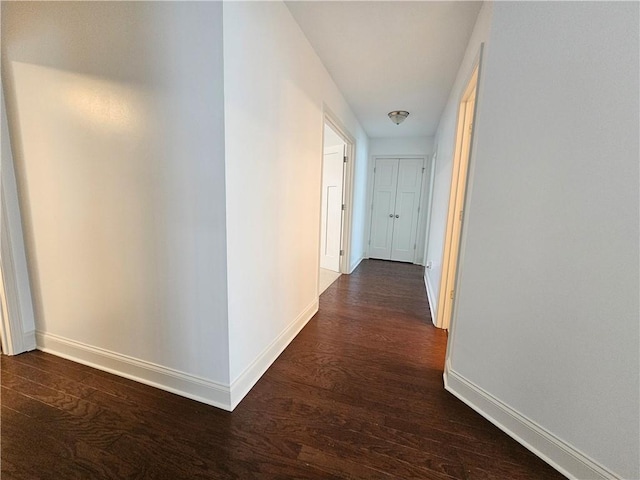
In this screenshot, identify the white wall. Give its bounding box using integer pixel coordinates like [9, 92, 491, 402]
[369, 136, 433, 157]
[445, 2, 639, 479]
[424, 3, 493, 322]
[223, 2, 369, 402]
[2, 3, 230, 401]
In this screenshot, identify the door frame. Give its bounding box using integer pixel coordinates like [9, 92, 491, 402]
[436, 46, 483, 332]
[0, 86, 37, 356]
[320, 107, 356, 276]
[366, 155, 428, 265]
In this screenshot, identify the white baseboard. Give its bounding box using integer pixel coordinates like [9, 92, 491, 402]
[36, 331, 232, 410]
[36, 298, 320, 413]
[423, 272, 438, 327]
[229, 298, 318, 409]
[444, 363, 619, 480]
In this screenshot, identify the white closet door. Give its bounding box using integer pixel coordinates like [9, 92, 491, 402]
[368, 158, 398, 260]
[390, 159, 424, 262]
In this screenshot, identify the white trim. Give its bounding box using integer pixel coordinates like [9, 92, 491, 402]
[444, 363, 619, 480]
[423, 273, 438, 326]
[36, 331, 232, 410]
[436, 64, 479, 331]
[229, 298, 318, 409]
[36, 298, 319, 412]
[1, 86, 37, 356]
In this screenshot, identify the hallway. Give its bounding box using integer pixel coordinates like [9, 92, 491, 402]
[1, 260, 563, 479]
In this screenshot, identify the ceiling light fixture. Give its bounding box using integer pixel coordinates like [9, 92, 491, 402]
[388, 110, 409, 125]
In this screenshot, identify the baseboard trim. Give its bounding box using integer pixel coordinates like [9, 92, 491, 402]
[423, 273, 438, 327]
[229, 298, 319, 410]
[36, 299, 321, 412]
[444, 363, 618, 480]
[36, 331, 232, 410]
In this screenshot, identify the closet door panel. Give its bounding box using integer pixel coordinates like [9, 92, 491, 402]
[368, 158, 398, 260]
[390, 159, 424, 262]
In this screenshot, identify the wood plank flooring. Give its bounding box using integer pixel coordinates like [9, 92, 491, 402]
[1, 259, 565, 479]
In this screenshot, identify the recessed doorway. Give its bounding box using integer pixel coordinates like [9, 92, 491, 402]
[319, 121, 347, 294]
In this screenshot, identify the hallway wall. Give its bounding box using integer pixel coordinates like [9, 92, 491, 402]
[445, 2, 639, 478]
[369, 136, 433, 157]
[1, 3, 231, 400]
[222, 2, 369, 404]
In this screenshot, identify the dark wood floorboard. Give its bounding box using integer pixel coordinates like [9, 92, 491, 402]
[1, 259, 566, 479]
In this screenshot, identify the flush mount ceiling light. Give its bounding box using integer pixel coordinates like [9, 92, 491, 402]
[388, 110, 409, 125]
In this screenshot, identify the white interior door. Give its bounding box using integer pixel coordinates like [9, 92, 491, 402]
[369, 157, 424, 262]
[320, 144, 345, 272]
[390, 159, 424, 262]
[368, 158, 398, 260]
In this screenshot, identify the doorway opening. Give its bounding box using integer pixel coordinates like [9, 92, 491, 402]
[318, 115, 354, 295]
[436, 64, 479, 330]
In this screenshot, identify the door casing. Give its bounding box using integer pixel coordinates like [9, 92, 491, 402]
[437, 53, 482, 332]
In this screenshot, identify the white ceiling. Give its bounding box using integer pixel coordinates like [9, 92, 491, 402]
[286, 1, 482, 139]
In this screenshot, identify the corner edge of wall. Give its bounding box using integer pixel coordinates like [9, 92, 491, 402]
[228, 298, 319, 410]
[424, 272, 438, 327]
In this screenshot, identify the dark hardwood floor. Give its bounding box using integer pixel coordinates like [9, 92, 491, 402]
[1, 259, 565, 479]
